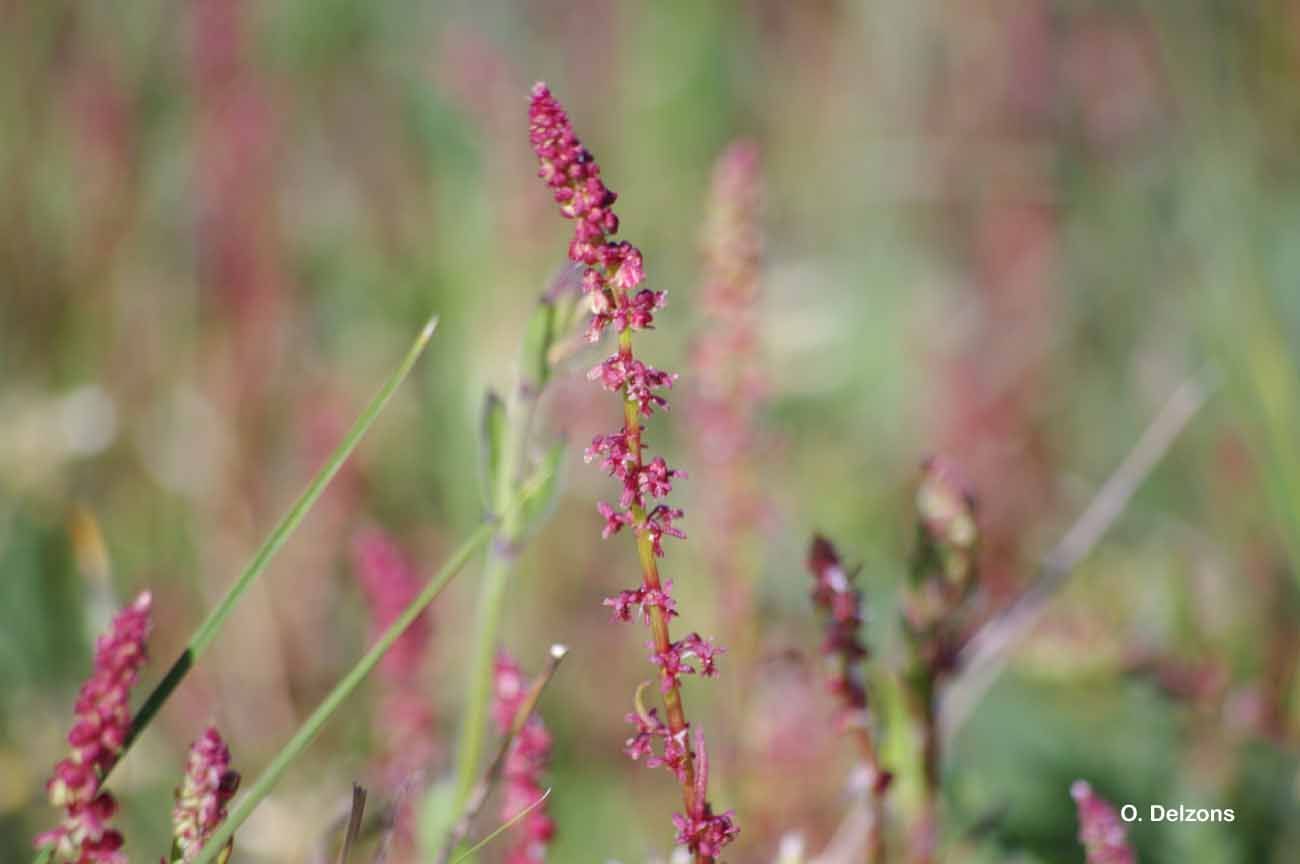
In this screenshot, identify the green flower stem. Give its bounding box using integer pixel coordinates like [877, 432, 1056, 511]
[191, 464, 554, 864]
[453, 380, 539, 812]
[33, 316, 439, 864]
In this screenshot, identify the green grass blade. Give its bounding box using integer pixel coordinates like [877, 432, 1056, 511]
[192, 518, 493, 864]
[127, 316, 439, 751]
[189, 462, 557, 864]
[34, 316, 438, 864]
[449, 789, 551, 864]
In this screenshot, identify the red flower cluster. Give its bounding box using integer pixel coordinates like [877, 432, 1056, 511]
[171, 727, 240, 863]
[37, 592, 152, 864]
[493, 653, 556, 863]
[529, 82, 735, 859]
[808, 536, 870, 719]
[1071, 781, 1136, 864]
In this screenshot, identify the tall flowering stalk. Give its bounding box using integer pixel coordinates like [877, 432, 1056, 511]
[691, 141, 767, 614]
[492, 652, 556, 863]
[1070, 781, 1136, 864]
[37, 592, 153, 864]
[170, 728, 240, 864]
[528, 82, 736, 860]
[807, 536, 891, 863]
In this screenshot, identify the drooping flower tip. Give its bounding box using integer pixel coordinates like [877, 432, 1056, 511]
[37, 591, 154, 864]
[1071, 781, 1136, 864]
[172, 726, 240, 863]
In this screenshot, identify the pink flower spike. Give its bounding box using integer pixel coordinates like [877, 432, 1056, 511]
[36, 592, 151, 864]
[529, 81, 734, 860]
[1071, 781, 1136, 864]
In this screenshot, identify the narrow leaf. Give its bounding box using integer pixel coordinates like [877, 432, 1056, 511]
[34, 317, 440, 864]
[520, 298, 556, 391]
[478, 391, 507, 512]
[520, 441, 566, 534]
[189, 463, 557, 864]
[449, 789, 552, 864]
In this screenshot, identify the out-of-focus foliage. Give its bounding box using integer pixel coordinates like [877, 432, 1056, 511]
[4, 1, 1300, 862]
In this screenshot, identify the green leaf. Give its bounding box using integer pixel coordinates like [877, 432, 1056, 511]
[520, 442, 566, 535]
[520, 299, 556, 391]
[478, 391, 507, 511]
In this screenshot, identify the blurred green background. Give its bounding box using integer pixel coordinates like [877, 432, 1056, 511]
[4, 1, 1300, 862]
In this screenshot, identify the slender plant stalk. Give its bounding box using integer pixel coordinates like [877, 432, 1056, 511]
[450, 287, 577, 821]
[32, 317, 439, 864]
[189, 461, 558, 864]
[453, 384, 539, 810]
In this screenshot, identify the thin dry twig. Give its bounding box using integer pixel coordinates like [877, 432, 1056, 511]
[940, 373, 1211, 744]
[434, 644, 569, 864]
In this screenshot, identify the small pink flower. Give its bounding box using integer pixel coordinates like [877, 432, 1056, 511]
[584, 430, 634, 477]
[37, 592, 152, 864]
[596, 501, 635, 538]
[650, 634, 723, 692]
[623, 708, 668, 762]
[639, 505, 686, 558]
[619, 288, 666, 332]
[603, 582, 678, 625]
[171, 727, 240, 863]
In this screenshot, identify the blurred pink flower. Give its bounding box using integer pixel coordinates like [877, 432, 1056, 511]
[493, 652, 556, 863]
[1071, 781, 1136, 864]
[171, 727, 240, 863]
[807, 537, 870, 722]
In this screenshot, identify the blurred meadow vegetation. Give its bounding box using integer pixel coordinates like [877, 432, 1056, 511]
[4, 1, 1300, 862]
